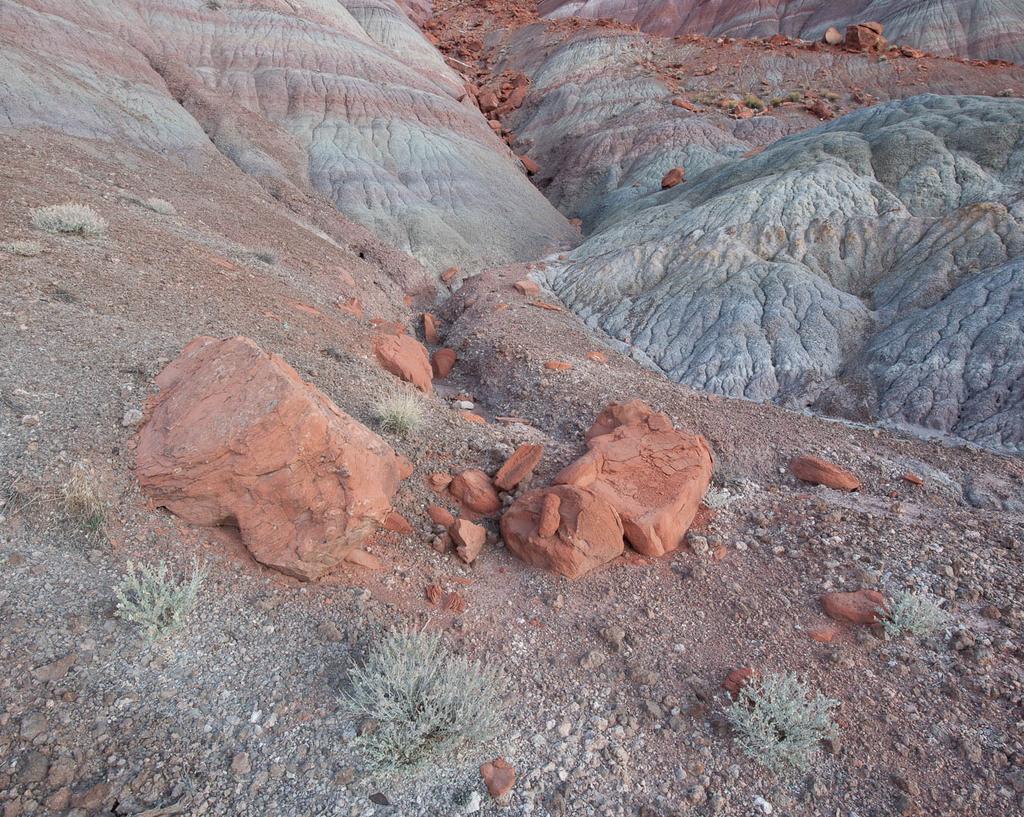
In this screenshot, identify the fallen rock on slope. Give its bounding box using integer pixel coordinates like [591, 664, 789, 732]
[137, 336, 411, 580]
[500, 485, 625, 578]
[555, 402, 714, 556]
[544, 95, 1024, 452]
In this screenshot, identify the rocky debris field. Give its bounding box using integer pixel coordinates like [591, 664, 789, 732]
[3, 1, 1024, 816]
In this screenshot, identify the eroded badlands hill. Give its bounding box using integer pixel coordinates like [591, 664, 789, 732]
[539, 0, 1024, 63]
[0, 0, 574, 271]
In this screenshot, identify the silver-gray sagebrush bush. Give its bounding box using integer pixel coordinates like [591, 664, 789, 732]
[343, 629, 506, 777]
[726, 672, 838, 773]
[114, 558, 207, 640]
[884, 591, 950, 639]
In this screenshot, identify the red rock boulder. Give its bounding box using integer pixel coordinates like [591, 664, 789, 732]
[373, 334, 433, 393]
[494, 443, 543, 491]
[480, 757, 516, 800]
[136, 337, 411, 580]
[845, 23, 887, 52]
[451, 519, 486, 563]
[790, 456, 861, 491]
[450, 469, 501, 515]
[661, 167, 685, 189]
[431, 348, 457, 378]
[555, 403, 714, 557]
[500, 485, 624, 579]
[821, 589, 887, 625]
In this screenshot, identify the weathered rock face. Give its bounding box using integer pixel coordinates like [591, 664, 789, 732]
[0, 0, 575, 272]
[555, 403, 714, 556]
[136, 337, 411, 580]
[500, 485, 625, 578]
[538, 0, 1024, 63]
[545, 95, 1024, 453]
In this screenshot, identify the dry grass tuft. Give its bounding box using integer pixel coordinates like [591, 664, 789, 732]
[374, 392, 424, 438]
[61, 460, 106, 535]
[2, 240, 43, 257]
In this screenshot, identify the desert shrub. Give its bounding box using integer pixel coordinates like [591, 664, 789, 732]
[31, 203, 106, 236]
[787, 90, 803, 102]
[142, 197, 176, 216]
[884, 591, 950, 639]
[343, 628, 506, 776]
[374, 393, 424, 437]
[3, 240, 43, 257]
[727, 672, 838, 773]
[114, 559, 207, 639]
[62, 461, 106, 534]
[252, 249, 277, 265]
[743, 93, 766, 111]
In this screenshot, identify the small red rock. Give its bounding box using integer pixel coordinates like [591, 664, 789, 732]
[545, 360, 572, 371]
[586, 351, 608, 363]
[450, 469, 501, 515]
[422, 312, 440, 344]
[903, 472, 924, 486]
[429, 472, 452, 490]
[513, 279, 540, 296]
[520, 155, 540, 175]
[722, 666, 759, 699]
[537, 491, 561, 537]
[427, 505, 456, 527]
[790, 456, 861, 491]
[338, 297, 364, 318]
[432, 348, 457, 378]
[481, 756, 516, 799]
[661, 166, 685, 189]
[494, 443, 543, 491]
[450, 518, 486, 563]
[821, 589, 887, 625]
[460, 411, 486, 425]
[671, 97, 698, 111]
[441, 266, 459, 284]
[808, 624, 839, 643]
[383, 510, 414, 534]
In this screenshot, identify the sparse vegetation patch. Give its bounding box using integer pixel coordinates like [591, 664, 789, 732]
[343, 628, 506, 776]
[62, 460, 106, 535]
[374, 392, 424, 437]
[727, 672, 838, 773]
[114, 559, 207, 639]
[31, 203, 107, 236]
[2, 239, 43, 256]
[883, 590, 950, 638]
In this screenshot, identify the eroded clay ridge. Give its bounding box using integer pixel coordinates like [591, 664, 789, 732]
[539, 0, 1024, 64]
[0, 0, 575, 272]
[544, 94, 1024, 452]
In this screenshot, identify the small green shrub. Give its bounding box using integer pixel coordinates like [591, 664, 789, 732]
[343, 629, 506, 776]
[142, 197, 176, 216]
[31, 203, 106, 236]
[743, 94, 766, 111]
[62, 460, 106, 534]
[884, 591, 950, 639]
[2, 240, 43, 257]
[114, 559, 207, 639]
[727, 672, 838, 773]
[374, 393, 424, 438]
[787, 90, 803, 103]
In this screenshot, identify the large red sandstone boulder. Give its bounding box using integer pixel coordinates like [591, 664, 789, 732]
[373, 334, 433, 393]
[500, 485, 624, 578]
[136, 337, 411, 580]
[555, 402, 714, 557]
[790, 456, 861, 491]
